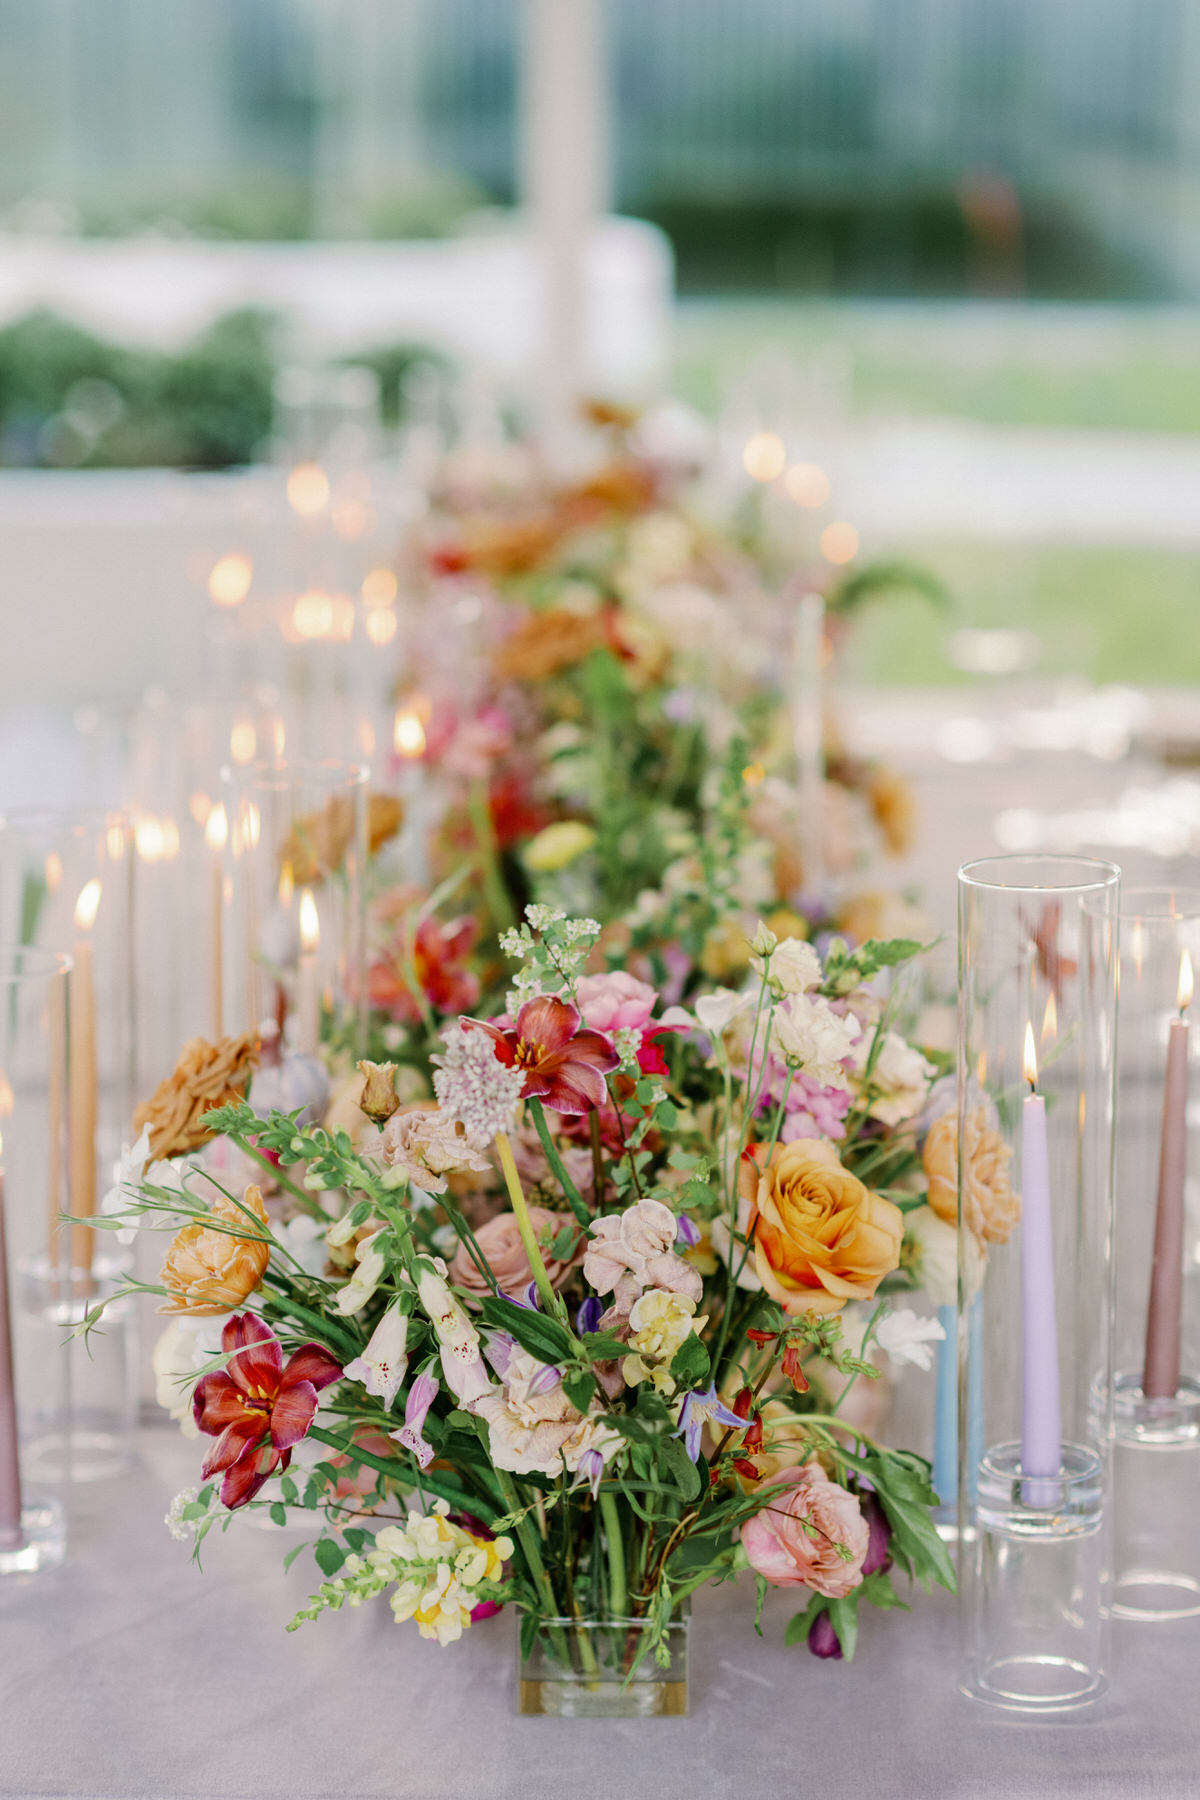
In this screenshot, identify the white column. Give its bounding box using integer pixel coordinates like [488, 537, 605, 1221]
[520, 0, 611, 461]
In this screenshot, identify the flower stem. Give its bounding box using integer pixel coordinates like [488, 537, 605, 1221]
[494, 1129, 559, 1315]
[528, 1098, 589, 1227]
[599, 1489, 627, 1619]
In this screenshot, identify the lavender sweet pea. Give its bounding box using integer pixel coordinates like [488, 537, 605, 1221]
[675, 1383, 745, 1463]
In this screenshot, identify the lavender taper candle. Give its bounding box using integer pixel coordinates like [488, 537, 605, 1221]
[1020, 1023, 1062, 1501]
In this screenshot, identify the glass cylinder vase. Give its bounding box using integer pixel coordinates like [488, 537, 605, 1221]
[219, 759, 369, 1057]
[1108, 888, 1200, 1620]
[956, 854, 1120, 1712]
[517, 1607, 690, 1718]
[0, 944, 71, 1574]
[0, 808, 139, 1479]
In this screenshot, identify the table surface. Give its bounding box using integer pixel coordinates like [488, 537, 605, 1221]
[1, 1427, 1197, 1800]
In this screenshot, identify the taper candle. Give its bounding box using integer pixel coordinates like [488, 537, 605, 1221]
[297, 888, 320, 1055]
[205, 803, 227, 1039]
[1143, 948, 1192, 1399]
[1021, 1023, 1062, 1497]
[0, 1121, 22, 1551]
[69, 879, 100, 1275]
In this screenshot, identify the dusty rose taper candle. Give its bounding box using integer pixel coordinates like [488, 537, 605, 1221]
[0, 1139, 23, 1551]
[1143, 949, 1193, 1399]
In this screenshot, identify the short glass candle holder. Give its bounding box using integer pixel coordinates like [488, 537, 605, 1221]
[957, 855, 1120, 1712]
[517, 1610, 690, 1718]
[0, 945, 71, 1576]
[1109, 889, 1200, 1620]
[220, 759, 369, 1055]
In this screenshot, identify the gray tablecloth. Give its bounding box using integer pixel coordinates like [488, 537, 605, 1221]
[0, 1427, 1196, 1800]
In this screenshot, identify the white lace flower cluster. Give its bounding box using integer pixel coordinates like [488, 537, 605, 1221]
[431, 1024, 526, 1149]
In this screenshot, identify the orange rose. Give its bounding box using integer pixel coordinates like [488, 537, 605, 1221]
[159, 1184, 271, 1315]
[924, 1107, 1020, 1244]
[491, 606, 612, 684]
[743, 1139, 903, 1317]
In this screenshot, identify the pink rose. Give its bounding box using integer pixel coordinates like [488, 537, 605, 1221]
[740, 1461, 869, 1599]
[575, 972, 658, 1038]
[447, 1206, 579, 1303]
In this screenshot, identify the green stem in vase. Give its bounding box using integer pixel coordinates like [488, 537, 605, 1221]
[599, 1489, 627, 1620]
[528, 1098, 590, 1226]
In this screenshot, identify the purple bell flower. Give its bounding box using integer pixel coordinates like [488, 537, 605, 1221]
[576, 1295, 603, 1334]
[675, 1382, 745, 1463]
[808, 1612, 843, 1660]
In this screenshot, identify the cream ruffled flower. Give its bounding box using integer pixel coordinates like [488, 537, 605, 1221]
[852, 1029, 936, 1128]
[622, 1290, 707, 1394]
[768, 994, 860, 1086]
[473, 1346, 620, 1480]
[753, 935, 822, 997]
[380, 1105, 492, 1194]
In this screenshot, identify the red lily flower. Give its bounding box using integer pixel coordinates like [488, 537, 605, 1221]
[467, 995, 620, 1116]
[193, 1314, 342, 1509]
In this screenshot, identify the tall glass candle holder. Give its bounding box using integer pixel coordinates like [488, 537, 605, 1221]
[0, 945, 70, 1575]
[220, 760, 368, 1057]
[1108, 888, 1200, 1620]
[957, 855, 1119, 1712]
[0, 809, 138, 1479]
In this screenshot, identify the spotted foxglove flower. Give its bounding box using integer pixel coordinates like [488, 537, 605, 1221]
[344, 1304, 410, 1409]
[391, 1370, 439, 1468]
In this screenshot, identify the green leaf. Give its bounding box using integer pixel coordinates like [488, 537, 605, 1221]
[343, 1528, 374, 1555]
[269, 1502, 287, 1528]
[579, 1331, 627, 1362]
[282, 1540, 310, 1574]
[784, 1593, 826, 1647]
[279, 1475, 298, 1504]
[655, 1100, 678, 1129]
[753, 1573, 768, 1638]
[313, 1538, 346, 1577]
[657, 1433, 702, 1502]
[859, 1571, 908, 1611]
[669, 1333, 710, 1388]
[827, 1595, 858, 1662]
[519, 1609, 541, 1663]
[477, 1296, 574, 1366]
[562, 1371, 596, 1413]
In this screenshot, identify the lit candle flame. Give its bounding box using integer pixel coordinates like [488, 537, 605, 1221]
[204, 803, 228, 853]
[0, 1070, 13, 1116]
[74, 878, 101, 933]
[393, 710, 427, 759]
[299, 888, 320, 952]
[1040, 990, 1057, 1045]
[208, 552, 253, 608]
[44, 851, 62, 893]
[1023, 1020, 1038, 1090]
[1179, 948, 1194, 1013]
[279, 861, 295, 908]
[287, 462, 330, 517]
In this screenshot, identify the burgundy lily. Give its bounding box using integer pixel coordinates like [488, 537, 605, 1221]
[466, 995, 619, 1115]
[193, 1313, 342, 1509]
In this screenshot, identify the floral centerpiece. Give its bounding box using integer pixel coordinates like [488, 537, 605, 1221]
[93, 908, 953, 1714]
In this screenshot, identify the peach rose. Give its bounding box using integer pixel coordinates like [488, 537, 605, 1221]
[924, 1106, 1020, 1245]
[159, 1184, 271, 1316]
[447, 1206, 579, 1302]
[740, 1461, 869, 1598]
[744, 1139, 903, 1317]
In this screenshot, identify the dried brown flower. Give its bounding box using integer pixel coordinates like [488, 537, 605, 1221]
[278, 793, 402, 887]
[133, 1033, 260, 1159]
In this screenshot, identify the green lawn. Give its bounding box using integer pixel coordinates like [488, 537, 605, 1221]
[673, 300, 1200, 686]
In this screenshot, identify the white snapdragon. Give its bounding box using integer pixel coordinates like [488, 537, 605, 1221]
[874, 1308, 946, 1372]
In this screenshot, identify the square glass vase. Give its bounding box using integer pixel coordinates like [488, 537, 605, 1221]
[517, 1609, 689, 1717]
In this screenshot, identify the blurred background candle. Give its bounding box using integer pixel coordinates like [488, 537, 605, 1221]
[204, 803, 227, 1038]
[0, 1095, 20, 1551]
[69, 879, 100, 1277]
[296, 887, 320, 1054]
[1143, 948, 1193, 1399]
[1021, 1023, 1062, 1498]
